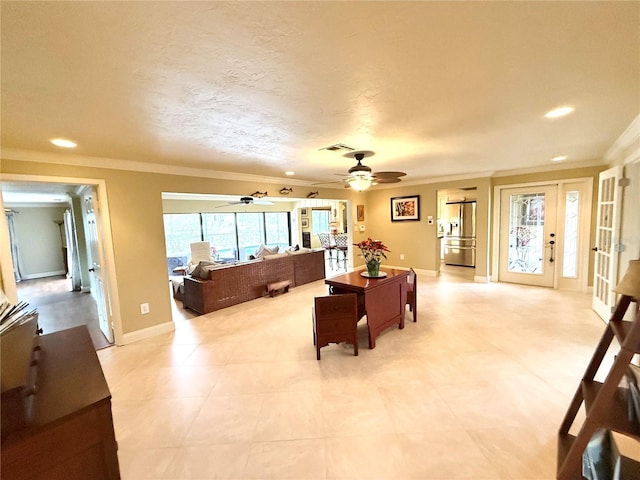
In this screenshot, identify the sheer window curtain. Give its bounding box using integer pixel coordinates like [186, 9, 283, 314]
[5, 211, 23, 282]
[64, 209, 82, 291]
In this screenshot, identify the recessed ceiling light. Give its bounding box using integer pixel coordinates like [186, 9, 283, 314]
[545, 106, 575, 119]
[551, 155, 568, 162]
[285, 171, 295, 176]
[50, 138, 77, 148]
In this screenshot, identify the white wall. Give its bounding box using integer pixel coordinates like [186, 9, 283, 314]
[620, 161, 640, 265]
[12, 206, 67, 279]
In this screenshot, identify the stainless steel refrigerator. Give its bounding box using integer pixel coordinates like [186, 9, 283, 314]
[443, 201, 476, 267]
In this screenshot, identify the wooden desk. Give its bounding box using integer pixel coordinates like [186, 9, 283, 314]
[325, 268, 408, 348]
[1, 326, 120, 480]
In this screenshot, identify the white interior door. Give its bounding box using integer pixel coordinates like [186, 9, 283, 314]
[82, 188, 113, 343]
[499, 185, 558, 287]
[592, 166, 623, 321]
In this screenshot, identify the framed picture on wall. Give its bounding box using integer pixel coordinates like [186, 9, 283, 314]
[300, 208, 308, 217]
[357, 204, 365, 222]
[301, 218, 309, 228]
[390, 195, 420, 222]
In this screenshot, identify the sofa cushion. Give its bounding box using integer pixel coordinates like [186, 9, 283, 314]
[263, 252, 289, 260]
[255, 244, 279, 258]
[191, 260, 217, 279]
[286, 247, 312, 255]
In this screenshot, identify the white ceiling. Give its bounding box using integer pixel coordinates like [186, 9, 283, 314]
[1, 1, 638, 191]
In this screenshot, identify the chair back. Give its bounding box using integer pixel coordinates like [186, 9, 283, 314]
[334, 233, 348, 248]
[190, 241, 211, 263]
[314, 294, 357, 333]
[317, 233, 332, 248]
[408, 267, 416, 286]
[406, 268, 417, 322]
[313, 293, 359, 359]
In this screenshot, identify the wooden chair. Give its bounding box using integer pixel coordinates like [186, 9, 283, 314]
[407, 268, 417, 322]
[312, 293, 358, 360]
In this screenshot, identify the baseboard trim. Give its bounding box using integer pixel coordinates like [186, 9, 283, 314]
[119, 321, 175, 346]
[377, 265, 437, 277]
[474, 275, 490, 283]
[21, 270, 66, 280]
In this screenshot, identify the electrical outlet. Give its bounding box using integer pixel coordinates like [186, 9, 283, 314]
[140, 303, 150, 314]
[400, 254, 405, 260]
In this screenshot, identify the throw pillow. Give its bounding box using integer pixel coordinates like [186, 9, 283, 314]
[255, 244, 279, 258]
[191, 260, 216, 279]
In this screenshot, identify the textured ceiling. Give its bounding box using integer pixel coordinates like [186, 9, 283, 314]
[1, 1, 638, 187]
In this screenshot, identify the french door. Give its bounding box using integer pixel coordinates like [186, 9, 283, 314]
[591, 166, 623, 321]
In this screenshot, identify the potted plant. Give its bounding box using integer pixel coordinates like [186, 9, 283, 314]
[354, 238, 390, 277]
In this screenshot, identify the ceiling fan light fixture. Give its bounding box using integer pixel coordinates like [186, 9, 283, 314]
[348, 173, 373, 192]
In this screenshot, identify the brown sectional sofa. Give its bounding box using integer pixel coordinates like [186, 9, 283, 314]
[182, 249, 326, 314]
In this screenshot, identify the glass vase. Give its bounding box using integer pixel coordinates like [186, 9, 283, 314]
[366, 259, 381, 277]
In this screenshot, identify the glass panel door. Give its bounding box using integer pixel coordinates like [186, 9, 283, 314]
[499, 185, 557, 287]
[592, 166, 623, 321]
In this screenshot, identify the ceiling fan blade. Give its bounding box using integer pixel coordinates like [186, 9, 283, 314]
[373, 171, 407, 178]
[214, 195, 273, 208]
[374, 177, 402, 184]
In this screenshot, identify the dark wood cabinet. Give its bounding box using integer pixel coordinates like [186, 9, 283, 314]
[325, 268, 408, 349]
[1, 326, 120, 480]
[557, 296, 640, 479]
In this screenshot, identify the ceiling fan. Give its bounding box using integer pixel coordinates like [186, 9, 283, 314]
[215, 196, 274, 208]
[318, 151, 407, 191]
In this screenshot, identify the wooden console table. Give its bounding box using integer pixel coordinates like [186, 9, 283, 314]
[325, 268, 408, 348]
[1, 326, 120, 480]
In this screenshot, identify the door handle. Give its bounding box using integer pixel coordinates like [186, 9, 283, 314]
[592, 246, 598, 252]
[545, 234, 556, 263]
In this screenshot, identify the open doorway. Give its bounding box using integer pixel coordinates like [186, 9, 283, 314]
[437, 188, 478, 279]
[1, 180, 116, 349]
[161, 193, 351, 321]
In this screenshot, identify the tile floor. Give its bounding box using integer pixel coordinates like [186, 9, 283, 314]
[97, 269, 626, 479]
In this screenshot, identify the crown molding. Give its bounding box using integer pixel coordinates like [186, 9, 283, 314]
[604, 114, 640, 165]
[394, 171, 496, 188]
[1, 146, 611, 191]
[491, 159, 605, 178]
[0, 148, 315, 187]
